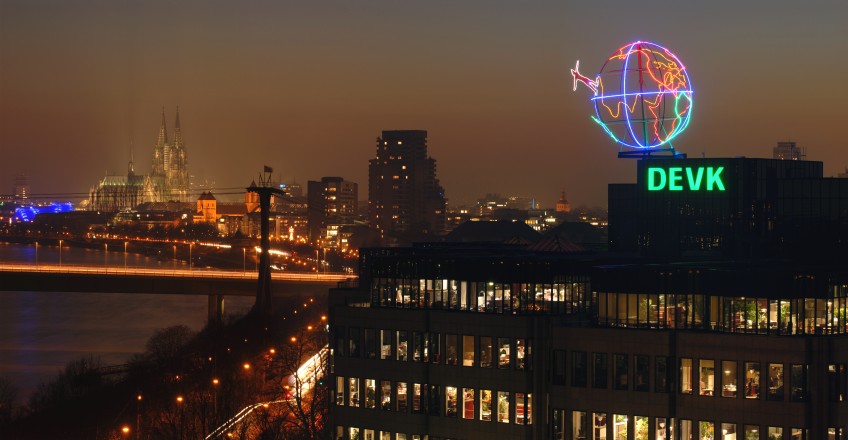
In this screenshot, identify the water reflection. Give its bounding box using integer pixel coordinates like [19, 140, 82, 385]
[0, 243, 253, 403]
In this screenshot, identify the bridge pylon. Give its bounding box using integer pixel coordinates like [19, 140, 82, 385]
[247, 168, 285, 316]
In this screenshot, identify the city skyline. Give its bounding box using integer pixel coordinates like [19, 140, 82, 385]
[2, 1, 848, 208]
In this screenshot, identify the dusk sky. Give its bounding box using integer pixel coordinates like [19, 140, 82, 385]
[1, 0, 847, 208]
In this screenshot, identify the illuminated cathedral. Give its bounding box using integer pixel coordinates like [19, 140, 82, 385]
[88, 108, 190, 211]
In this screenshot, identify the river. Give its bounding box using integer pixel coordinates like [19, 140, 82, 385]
[0, 242, 255, 405]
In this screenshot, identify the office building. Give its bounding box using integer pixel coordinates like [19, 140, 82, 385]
[368, 130, 446, 242]
[308, 177, 359, 243]
[773, 142, 805, 161]
[12, 174, 29, 203]
[330, 156, 848, 440]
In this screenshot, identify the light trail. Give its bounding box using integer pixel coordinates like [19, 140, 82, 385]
[0, 263, 354, 282]
[205, 345, 329, 440]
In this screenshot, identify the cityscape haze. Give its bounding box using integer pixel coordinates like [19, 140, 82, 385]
[2, 1, 848, 207]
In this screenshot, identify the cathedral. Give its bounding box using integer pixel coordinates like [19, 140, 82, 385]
[88, 108, 190, 211]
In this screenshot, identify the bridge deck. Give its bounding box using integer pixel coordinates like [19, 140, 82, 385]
[0, 263, 355, 296]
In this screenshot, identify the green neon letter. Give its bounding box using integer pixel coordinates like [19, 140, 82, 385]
[706, 167, 726, 191]
[647, 168, 666, 191]
[668, 167, 683, 191]
[686, 167, 704, 190]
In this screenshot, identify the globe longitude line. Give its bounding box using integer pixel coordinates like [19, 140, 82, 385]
[621, 42, 641, 148]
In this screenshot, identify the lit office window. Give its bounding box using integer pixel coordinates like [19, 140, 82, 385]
[593, 413, 608, 440]
[613, 414, 627, 439]
[445, 386, 457, 417]
[679, 420, 692, 440]
[498, 338, 511, 369]
[411, 383, 422, 413]
[634, 416, 648, 440]
[767, 363, 784, 401]
[396, 331, 408, 361]
[515, 393, 526, 425]
[572, 411, 588, 440]
[768, 427, 783, 439]
[744, 362, 760, 399]
[698, 421, 713, 440]
[744, 425, 759, 439]
[462, 335, 475, 367]
[680, 358, 693, 394]
[516, 339, 527, 370]
[380, 330, 392, 360]
[396, 382, 407, 412]
[411, 332, 423, 362]
[348, 378, 360, 407]
[365, 379, 376, 408]
[721, 361, 737, 397]
[479, 389, 492, 421]
[497, 391, 510, 423]
[656, 417, 671, 440]
[462, 388, 474, 419]
[381, 380, 392, 410]
[336, 376, 345, 406]
[721, 423, 736, 440]
[700, 359, 715, 396]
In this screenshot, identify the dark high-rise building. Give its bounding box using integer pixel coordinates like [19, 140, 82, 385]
[307, 177, 358, 243]
[368, 130, 446, 241]
[12, 174, 29, 203]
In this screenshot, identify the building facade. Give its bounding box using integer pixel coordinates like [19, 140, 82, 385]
[308, 177, 359, 243]
[330, 157, 848, 440]
[368, 130, 446, 242]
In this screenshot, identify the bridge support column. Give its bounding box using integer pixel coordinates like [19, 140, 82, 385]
[208, 294, 224, 324]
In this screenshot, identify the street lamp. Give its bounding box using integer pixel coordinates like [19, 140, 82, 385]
[104, 243, 108, 269]
[34, 241, 38, 267]
[242, 248, 246, 275]
[124, 241, 128, 269]
[58, 239, 63, 267]
[173, 245, 177, 271]
[189, 243, 193, 272]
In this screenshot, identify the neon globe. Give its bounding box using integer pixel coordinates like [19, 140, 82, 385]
[572, 41, 693, 150]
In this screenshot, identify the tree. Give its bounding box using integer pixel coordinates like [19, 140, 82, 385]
[0, 377, 17, 424]
[145, 325, 195, 373]
[253, 324, 329, 440]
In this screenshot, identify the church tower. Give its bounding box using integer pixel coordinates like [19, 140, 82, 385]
[165, 106, 189, 202]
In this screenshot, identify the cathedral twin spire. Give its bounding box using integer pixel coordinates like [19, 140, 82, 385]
[149, 106, 189, 202]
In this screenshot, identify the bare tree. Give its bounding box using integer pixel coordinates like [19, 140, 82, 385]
[252, 325, 329, 440]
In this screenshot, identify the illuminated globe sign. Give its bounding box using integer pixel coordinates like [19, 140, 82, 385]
[571, 41, 693, 155]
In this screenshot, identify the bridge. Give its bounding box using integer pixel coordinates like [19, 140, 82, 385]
[0, 263, 356, 321]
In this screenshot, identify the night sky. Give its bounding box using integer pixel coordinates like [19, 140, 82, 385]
[1, 1, 847, 208]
